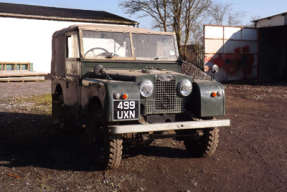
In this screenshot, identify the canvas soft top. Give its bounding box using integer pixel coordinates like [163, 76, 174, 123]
[53, 24, 176, 37]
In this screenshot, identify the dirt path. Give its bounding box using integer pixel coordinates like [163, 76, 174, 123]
[0, 81, 287, 191]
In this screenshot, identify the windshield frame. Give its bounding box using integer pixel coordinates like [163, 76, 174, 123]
[78, 29, 179, 61]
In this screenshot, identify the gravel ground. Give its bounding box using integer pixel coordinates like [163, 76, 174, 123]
[0, 81, 51, 99]
[0, 79, 287, 191]
[181, 61, 211, 81]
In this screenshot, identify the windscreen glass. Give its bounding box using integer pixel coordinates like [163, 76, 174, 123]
[132, 34, 177, 60]
[82, 31, 132, 58]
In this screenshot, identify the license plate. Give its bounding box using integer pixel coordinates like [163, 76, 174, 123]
[113, 100, 139, 120]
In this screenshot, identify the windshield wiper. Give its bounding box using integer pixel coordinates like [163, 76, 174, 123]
[106, 42, 124, 58]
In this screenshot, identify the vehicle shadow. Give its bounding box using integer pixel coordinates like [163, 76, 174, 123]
[0, 112, 194, 171]
[123, 144, 193, 159]
[0, 112, 101, 171]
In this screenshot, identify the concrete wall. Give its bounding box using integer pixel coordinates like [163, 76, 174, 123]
[0, 17, 129, 73]
[259, 25, 287, 82]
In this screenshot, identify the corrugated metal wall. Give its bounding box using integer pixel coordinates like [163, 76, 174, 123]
[204, 25, 259, 82]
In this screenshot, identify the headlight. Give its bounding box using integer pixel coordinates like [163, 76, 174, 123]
[178, 80, 192, 97]
[139, 80, 154, 97]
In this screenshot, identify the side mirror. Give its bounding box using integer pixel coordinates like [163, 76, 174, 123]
[94, 64, 112, 80]
[211, 64, 219, 74]
[94, 65, 104, 76]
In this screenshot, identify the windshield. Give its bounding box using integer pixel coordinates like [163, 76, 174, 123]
[82, 31, 132, 58]
[81, 30, 177, 61]
[132, 34, 177, 60]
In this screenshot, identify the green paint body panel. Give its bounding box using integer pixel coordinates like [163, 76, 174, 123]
[104, 81, 140, 122]
[81, 61, 182, 78]
[191, 81, 225, 117]
[78, 60, 226, 120]
[53, 59, 226, 121]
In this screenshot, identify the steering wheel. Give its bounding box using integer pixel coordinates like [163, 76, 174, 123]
[84, 47, 109, 56]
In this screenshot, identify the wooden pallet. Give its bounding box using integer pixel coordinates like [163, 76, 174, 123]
[0, 62, 31, 71]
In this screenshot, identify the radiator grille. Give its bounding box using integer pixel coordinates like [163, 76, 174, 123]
[145, 75, 183, 114]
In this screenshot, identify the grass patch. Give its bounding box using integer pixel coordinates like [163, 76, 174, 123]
[28, 94, 52, 115]
[27, 93, 51, 106]
[16, 93, 52, 115]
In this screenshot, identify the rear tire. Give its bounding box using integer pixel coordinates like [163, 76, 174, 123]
[58, 94, 75, 130]
[87, 109, 122, 169]
[184, 127, 219, 157]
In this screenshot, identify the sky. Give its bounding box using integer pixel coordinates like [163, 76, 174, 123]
[1, 0, 287, 29]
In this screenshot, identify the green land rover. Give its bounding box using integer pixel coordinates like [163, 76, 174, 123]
[51, 25, 230, 169]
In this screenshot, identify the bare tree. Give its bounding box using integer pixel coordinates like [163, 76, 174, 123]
[249, 15, 261, 27]
[119, 0, 169, 31]
[178, 0, 211, 59]
[119, 0, 211, 59]
[250, 15, 261, 21]
[207, 2, 245, 26]
[189, 21, 205, 68]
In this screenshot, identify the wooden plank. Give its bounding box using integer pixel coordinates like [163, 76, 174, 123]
[0, 71, 47, 77]
[0, 76, 45, 82]
[1, 61, 30, 64]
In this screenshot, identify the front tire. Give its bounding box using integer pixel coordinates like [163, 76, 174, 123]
[87, 109, 123, 169]
[184, 127, 219, 157]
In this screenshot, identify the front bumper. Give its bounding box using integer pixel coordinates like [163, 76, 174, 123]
[109, 119, 230, 134]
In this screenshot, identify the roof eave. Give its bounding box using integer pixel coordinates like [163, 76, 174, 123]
[252, 12, 287, 22]
[0, 13, 139, 26]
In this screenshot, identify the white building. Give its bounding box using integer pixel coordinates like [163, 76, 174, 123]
[0, 2, 138, 73]
[253, 12, 287, 28]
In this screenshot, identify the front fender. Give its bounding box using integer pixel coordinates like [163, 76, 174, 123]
[190, 80, 225, 118]
[105, 81, 140, 122]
